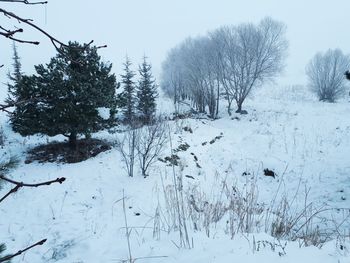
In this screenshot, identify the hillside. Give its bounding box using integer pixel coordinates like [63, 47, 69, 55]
[0, 86, 349, 262]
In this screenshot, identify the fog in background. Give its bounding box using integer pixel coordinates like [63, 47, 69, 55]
[1, 0, 349, 99]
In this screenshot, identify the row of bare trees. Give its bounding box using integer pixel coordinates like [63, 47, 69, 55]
[161, 17, 288, 117]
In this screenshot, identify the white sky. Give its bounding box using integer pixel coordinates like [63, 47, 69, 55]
[1, 0, 350, 98]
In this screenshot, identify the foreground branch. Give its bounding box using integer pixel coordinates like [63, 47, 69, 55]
[0, 5, 104, 52]
[0, 239, 46, 262]
[0, 0, 47, 4]
[0, 175, 66, 203]
[0, 7, 68, 49]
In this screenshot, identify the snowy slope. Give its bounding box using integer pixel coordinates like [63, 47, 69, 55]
[0, 86, 349, 262]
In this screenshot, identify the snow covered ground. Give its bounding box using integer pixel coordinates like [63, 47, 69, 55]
[1, 85, 350, 262]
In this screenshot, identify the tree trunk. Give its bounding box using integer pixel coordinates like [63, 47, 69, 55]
[227, 100, 232, 116]
[69, 132, 77, 150]
[216, 84, 220, 118]
[235, 101, 242, 113]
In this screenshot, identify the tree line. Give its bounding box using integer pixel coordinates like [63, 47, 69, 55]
[161, 17, 350, 117]
[161, 17, 288, 117]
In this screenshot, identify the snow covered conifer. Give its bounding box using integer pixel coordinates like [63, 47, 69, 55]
[136, 56, 158, 124]
[9, 42, 117, 149]
[119, 57, 137, 124]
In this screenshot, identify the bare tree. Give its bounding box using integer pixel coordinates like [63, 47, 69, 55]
[177, 38, 207, 114]
[306, 49, 350, 102]
[161, 46, 186, 114]
[116, 128, 139, 177]
[116, 119, 167, 178]
[212, 17, 288, 113]
[161, 37, 221, 118]
[191, 36, 220, 118]
[210, 27, 235, 116]
[136, 119, 167, 177]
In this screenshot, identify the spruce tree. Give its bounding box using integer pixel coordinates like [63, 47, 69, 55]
[6, 42, 22, 104]
[120, 57, 136, 124]
[9, 42, 117, 149]
[136, 57, 158, 124]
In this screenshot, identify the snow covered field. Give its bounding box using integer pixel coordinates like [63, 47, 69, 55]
[1, 86, 350, 262]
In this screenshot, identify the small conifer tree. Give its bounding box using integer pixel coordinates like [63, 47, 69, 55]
[120, 57, 136, 124]
[136, 56, 158, 124]
[9, 42, 117, 149]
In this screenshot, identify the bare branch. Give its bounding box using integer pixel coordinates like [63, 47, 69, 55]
[0, 184, 20, 203]
[97, 44, 107, 49]
[0, 7, 105, 52]
[0, 239, 47, 262]
[0, 26, 23, 37]
[0, 7, 68, 49]
[6, 34, 40, 45]
[0, 175, 66, 203]
[0, 0, 47, 5]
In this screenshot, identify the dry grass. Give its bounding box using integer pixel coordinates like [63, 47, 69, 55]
[157, 168, 350, 249]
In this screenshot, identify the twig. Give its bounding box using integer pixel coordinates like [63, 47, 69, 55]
[0, 239, 46, 262]
[0, 7, 66, 49]
[0, 175, 66, 203]
[0, 0, 47, 4]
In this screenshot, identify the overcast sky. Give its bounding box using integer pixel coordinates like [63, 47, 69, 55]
[1, 0, 349, 98]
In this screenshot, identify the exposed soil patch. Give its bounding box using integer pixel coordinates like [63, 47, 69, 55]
[158, 154, 180, 166]
[25, 138, 112, 164]
[202, 133, 224, 145]
[174, 142, 190, 152]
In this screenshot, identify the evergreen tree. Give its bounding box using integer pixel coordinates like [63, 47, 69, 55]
[6, 42, 22, 104]
[9, 42, 117, 149]
[120, 57, 136, 124]
[136, 56, 158, 124]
